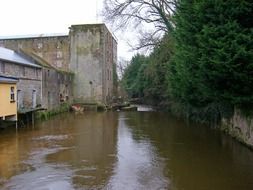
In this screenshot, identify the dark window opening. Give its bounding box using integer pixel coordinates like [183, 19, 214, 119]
[60, 93, 64, 102]
[10, 86, 15, 102]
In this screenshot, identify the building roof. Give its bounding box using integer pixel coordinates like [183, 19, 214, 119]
[0, 76, 18, 84]
[0, 47, 41, 68]
[20, 49, 53, 69]
[20, 49, 74, 74]
[0, 33, 68, 40]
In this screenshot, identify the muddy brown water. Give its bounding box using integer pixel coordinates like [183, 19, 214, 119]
[0, 109, 253, 190]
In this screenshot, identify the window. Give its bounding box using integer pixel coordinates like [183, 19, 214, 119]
[37, 42, 43, 49]
[10, 86, 15, 102]
[56, 41, 62, 49]
[18, 44, 23, 49]
[0, 62, 5, 73]
[56, 60, 62, 68]
[60, 93, 63, 102]
[17, 90, 22, 109]
[35, 69, 39, 79]
[20, 66, 25, 76]
[37, 52, 43, 57]
[56, 51, 62, 58]
[44, 71, 47, 87]
[32, 90, 37, 108]
[48, 91, 51, 108]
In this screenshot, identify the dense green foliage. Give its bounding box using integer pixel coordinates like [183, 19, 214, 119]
[122, 54, 147, 98]
[122, 35, 173, 105]
[170, 0, 253, 106]
[121, 0, 253, 123]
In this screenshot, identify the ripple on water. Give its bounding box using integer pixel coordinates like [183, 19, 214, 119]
[32, 135, 70, 141]
[74, 166, 97, 173]
[2, 165, 74, 190]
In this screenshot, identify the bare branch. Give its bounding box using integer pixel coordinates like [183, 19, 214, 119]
[103, 0, 178, 50]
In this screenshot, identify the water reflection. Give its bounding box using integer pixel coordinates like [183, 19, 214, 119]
[0, 111, 253, 190]
[106, 113, 169, 190]
[123, 112, 253, 190]
[0, 112, 118, 190]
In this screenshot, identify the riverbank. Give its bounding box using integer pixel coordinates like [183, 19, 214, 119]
[221, 109, 253, 150]
[164, 102, 253, 150]
[133, 98, 253, 150]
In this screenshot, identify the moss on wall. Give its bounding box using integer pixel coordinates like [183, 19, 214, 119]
[35, 103, 70, 121]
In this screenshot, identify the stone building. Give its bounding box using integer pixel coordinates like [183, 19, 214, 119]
[0, 23, 117, 104]
[0, 34, 70, 71]
[0, 47, 73, 113]
[69, 24, 117, 103]
[0, 47, 42, 111]
[21, 50, 73, 110]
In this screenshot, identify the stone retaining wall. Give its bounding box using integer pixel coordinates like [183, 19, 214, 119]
[222, 109, 253, 148]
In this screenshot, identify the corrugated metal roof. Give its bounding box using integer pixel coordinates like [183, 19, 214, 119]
[0, 33, 68, 40]
[0, 47, 41, 68]
[0, 76, 18, 83]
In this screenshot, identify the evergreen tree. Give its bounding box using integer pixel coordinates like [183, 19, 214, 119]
[170, 0, 253, 110]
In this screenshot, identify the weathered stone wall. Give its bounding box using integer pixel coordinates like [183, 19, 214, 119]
[17, 79, 42, 109]
[103, 25, 116, 103]
[42, 67, 73, 110]
[69, 24, 116, 103]
[0, 35, 70, 71]
[112, 37, 118, 97]
[222, 109, 253, 148]
[0, 60, 42, 109]
[69, 24, 104, 103]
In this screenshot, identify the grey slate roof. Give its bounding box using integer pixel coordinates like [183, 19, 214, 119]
[0, 33, 68, 40]
[0, 47, 41, 68]
[0, 76, 18, 83]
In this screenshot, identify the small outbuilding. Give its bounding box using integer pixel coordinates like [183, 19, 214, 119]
[0, 76, 18, 122]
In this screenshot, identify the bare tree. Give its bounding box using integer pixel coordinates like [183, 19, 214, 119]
[117, 57, 129, 79]
[103, 0, 177, 50]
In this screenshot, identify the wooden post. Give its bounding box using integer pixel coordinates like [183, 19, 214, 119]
[32, 112, 35, 128]
[26, 114, 28, 125]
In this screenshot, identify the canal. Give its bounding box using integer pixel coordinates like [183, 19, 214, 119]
[0, 110, 253, 190]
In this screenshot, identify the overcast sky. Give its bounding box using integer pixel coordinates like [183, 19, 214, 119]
[0, 0, 136, 60]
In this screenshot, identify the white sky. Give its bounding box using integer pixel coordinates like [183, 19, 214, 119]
[0, 0, 136, 60]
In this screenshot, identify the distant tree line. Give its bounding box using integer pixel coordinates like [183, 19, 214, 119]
[105, 0, 253, 123]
